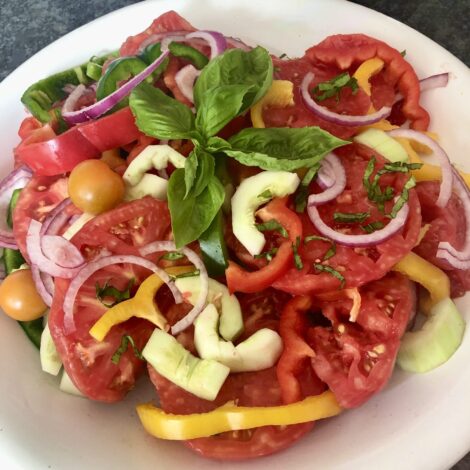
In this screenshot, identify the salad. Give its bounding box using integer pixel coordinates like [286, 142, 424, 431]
[0, 9, 468, 461]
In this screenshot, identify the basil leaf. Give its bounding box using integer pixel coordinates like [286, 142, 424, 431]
[226, 127, 348, 171]
[313, 72, 358, 102]
[292, 236, 303, 270]
[205, 136, 231, 153]
[160, 252, 186, 261]
[333, 212, 370, 224]
[360, 221, 385, 233]
[194, 46, 273, 112]
[184, 147, 215, 198]
[255, 219, 288, 238]
[313, 263, 345, 288]
[295, 164, 320, 213]
[130, 82, 196, 140]
[196, 84, 256, 139]
[168, 169, 225, 248]
[111, 335, 143, 364]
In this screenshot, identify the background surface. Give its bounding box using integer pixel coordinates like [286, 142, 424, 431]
[0, 0, 468, 468]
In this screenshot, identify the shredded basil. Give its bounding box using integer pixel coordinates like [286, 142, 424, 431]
[172, 269, 201, 279]
[255, 219, 288, 238]
[254, 247, 278, 262]
[279, 53, 288, 59]
[313, 72, 359, 102]
[360, 221, 385, 233]
[323, 242, 337, 261]
[295, 163, 320, 213]
[95, 279, 134, 308]
[304, 234, 331, 244]
[292, 236, 303, 270]
[111, 335, 144, 364]
[258, 189, 273, 199]
[333, 211, 370, 224]
[160, 251, 185, 261]
[388, 176, 416, 218]
[400, 50, 407, 57]
[313, 263, 345, 288]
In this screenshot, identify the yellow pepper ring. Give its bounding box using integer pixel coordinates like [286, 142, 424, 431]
[136, 390, 341, 440]
[89, 265, 193, 341]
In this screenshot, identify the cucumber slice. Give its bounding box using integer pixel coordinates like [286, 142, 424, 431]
[60, 370, 84, 397]
[40, 322, 62, 376]
[354, 128, 408, 163]
[397, 298, 466, 373]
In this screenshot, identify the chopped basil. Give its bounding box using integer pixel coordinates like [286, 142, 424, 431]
[388, 176, 416, 219]
[292, 236, 303, 270]
[304, 234, 331, 244]
[333, 211, 370, 224]
[313, 72, 359, 102]
[254, 247, 278, 262]
[279, 53, 288, 59]
[95, 278, 134, 308]
[323, 242, 337, 261]
[255, 219, 288, 238]
[383, 161, 423, 172]
[303, 234, 336, 261]
[111, 335, 143, 364]
[295, 163, 320, 213]
[400, 50, 407, 57]
[173, 269, 201, 279]
[160, 251, 186, 261]
[360, 221, 385, 233]
[258, 189, 273, 199]
[313, 263, 345, 288]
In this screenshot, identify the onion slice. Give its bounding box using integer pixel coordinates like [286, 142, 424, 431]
[63, 50, 170, 125]
[31, 264, 54, 307]
[307, 202, 409, 247]
[387, 129, 452, 208]
[395, 72, 449, 103]
[185, 30, 227, 59]
[309, 153, 346, 206]
[174, 65, 201, 104]
[63, 254, 182, 333]
[139, 241, 209, 335]
[62, 84, 88, 114]
[225, 37, 252, 51]
[301, 72, 391, 126]
[40, 198, 73, 236]
[41, 235, 85, 269]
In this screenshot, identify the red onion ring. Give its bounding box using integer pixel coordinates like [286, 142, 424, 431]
[307, 201, 409, 247]
[316, 157, 336, 189]
[137, 30, 195, 52]
[63, 50, 170, 125]
[40, 198, 73, 237]
[300, 72, 391, 126]
[62, 84, 87, 114]
[308, 153, 346, 206]
[62, 254, 181, 333]
[185, 31, 227, 59]
[41, 235, 85, 269]
[174, 65, 200, 104]
[225, 37, 252, 51]
[387, 129, 452, 208]
[139, 241, 208, 335]
[395, 72, 449, 103]
[31, 264, 54, 306]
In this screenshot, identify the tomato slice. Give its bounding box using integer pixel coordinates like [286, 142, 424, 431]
[308, 272, 414, 408]
[273, 144, 422, 295]
[48, 198, 171, 402]
[15, 107, 141, 176]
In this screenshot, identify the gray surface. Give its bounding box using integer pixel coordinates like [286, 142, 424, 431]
[0, 0, 469, 468]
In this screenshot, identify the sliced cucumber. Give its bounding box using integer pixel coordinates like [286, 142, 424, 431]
[142, 328, 230, 401]
[40, 322, 62, 376]
[60, 370, 84, 397]
[231, 170, 300, 256]
[354, 128, 408, 163]
[397, 298, 466, 373]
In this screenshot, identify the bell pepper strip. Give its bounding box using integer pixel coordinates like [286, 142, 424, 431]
[15, 107, 141, 175]
[136, 390, 341, 440]
[304, 34, 430, 130]
[392, 252, 450, 308]
[226, 197, 302, 294]
[353, 57, 384, 114]
[250, 80, 294, 128]
[89, 266, 193, 341]
[276, 296, 315, 404]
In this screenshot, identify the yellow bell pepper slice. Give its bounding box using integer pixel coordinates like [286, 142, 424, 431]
[89, 265, 193, 341]
[353, 58, 384, 97]
[250, 80, 294, 128]
[137, 390, 341, 440]
[393, 252, 450, 308]
[360, 119, 397, 132]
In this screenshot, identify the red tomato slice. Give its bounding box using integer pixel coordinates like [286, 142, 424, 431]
[119, 10, 195, 56]
[414, 181, 470, 297]
[308, 272, 414, 408]
[48, 198, 171, 402]
[273, 144, 422, 295]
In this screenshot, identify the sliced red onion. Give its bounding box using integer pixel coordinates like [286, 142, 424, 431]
[0, 166, 33, 248]
[160, 34, 188, 52]
[317, 158, 335, 189]
[307, 202, 409, 247]
[26, 220, 83, 278]
[62, 84, 87, 114]
[175, 65, 200, 104]
[185, 31, 227, 59]
[31, 264, 53, 306]
[387, 129, 452, 208]
[63, 50, 170, 125]
[395, 72, 449, 103]
[225, 37, 252, 51]
[139, 241, 208, 335]
[41, 235, 85, 269]
[301, 72, 391, 126]
[309, 153, 347, 206]
[40, 198, 73, 236]
[137, 30, 194, 52]
[62, 254, 181, 333]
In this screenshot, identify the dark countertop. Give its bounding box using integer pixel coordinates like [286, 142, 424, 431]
[0, 0, 468, 468]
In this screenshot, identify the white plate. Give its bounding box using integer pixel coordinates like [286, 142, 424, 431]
[1, 1, 469, 469]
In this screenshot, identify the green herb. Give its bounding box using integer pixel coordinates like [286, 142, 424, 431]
[333, 211, 370, 224]
[184, 146, 215, 198]
[313, 72, 359, 102]
[383, 161, 423, 172]
[255, 219, 288, 238]
[323, 242, 337, 261]
[226, 127, 348, 171]
[292, 236, 303, 270]
[254, 247, 278, 262]
[304, 234, 331, 244]
[258, 189, 273, 199]
[400, 50, 407, 57]
[313, 263, 345, 288]
[173, 269, 201, 279]
[95, 279, 134, 308]
[160, 252, 185, 261]
[303, 235, 335, 260]
[388, 176, 416, 218]
[279, 53, 288, 59]
[199, 210, 229, 277]
[360, 221, 385, 233]
[168, 42, 209, 69]
[7, 189, 22, 229]
[295, 164, 320, 213]
[111, 335, 144, 364]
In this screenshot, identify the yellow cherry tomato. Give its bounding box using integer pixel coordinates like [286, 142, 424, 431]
[68, 159, 125, 215]
[0, 269, 47, 321]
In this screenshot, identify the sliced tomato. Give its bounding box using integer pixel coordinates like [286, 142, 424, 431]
[414, 181, 470, 297]
[303, 34, 429, 130]
[119, 10, 195, 56]
[15, 107, 141, 176]
[308, 272, 413, 408]
[273, 144, 422, 295]
[226, 197, 303, 294]
[48, 198, 171, 402]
